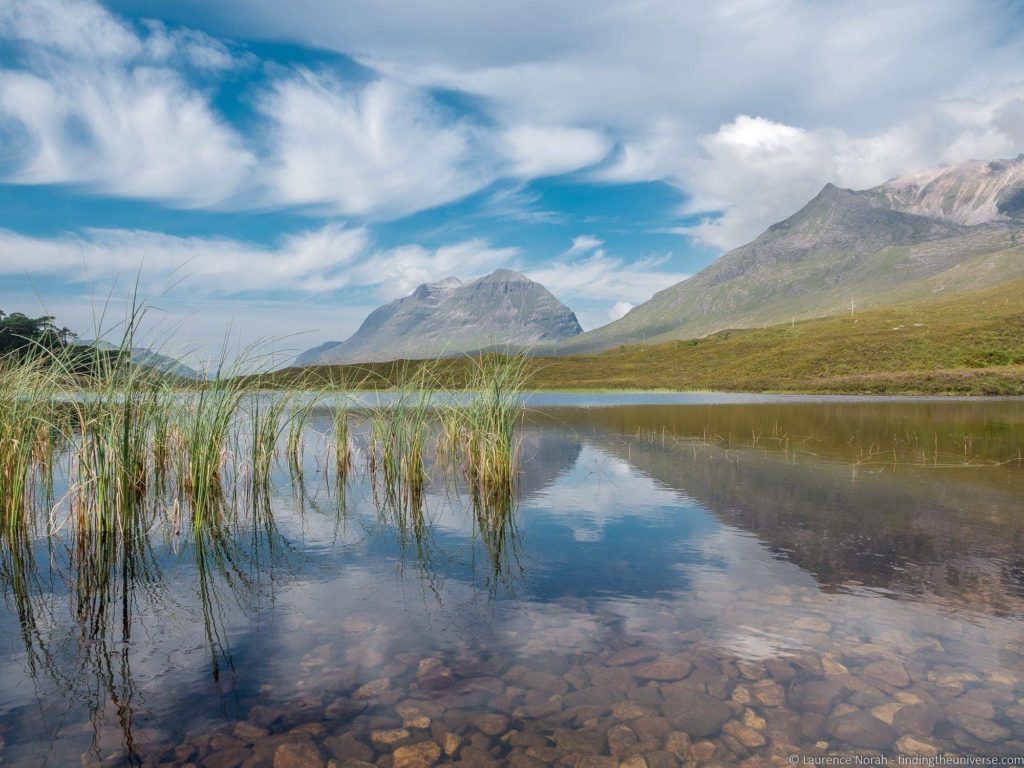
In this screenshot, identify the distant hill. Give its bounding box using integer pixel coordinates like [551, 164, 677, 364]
[553, 155, 1024, 354]
[78, 340, 200, 379]
[267, 277, 1024, 396]
[295, 269, 582, 365]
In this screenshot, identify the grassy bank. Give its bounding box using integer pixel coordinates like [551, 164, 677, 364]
[268, 279, 1024, 396]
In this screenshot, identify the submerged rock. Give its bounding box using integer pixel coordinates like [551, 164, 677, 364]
[273, 741, 325, 768]
[826, 710, 898, 749]
[661, 691, 733, 737]
[392, 740, 442, 768]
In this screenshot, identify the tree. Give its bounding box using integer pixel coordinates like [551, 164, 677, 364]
[0, 310, 77, 358]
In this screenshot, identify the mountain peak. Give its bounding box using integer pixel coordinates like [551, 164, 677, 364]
[295, 270, 582, 365]
[477, 268, 531, 283]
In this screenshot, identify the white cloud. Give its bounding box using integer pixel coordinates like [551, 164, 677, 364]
[566, 235, 604, 255]
[498, 124, 610, 179]
[0, 0, 255, 207]
[612, 102, 1024, 251]
[349, 240, 520, 299]
[521, 236, 689, 329]
[3, 0, 1024, 271]
[609, 301, 633, 321]
[0, 224, 368, 294]
[0, 224, 526, 302]
[175, 0, 1024, 246]
[258, 72, 495, 217]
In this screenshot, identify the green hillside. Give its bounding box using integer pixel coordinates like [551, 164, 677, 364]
[269, 279, 1024, 395]
[551, 184, 1024, 355]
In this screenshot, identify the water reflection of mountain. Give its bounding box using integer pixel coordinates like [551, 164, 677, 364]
[534, 406, 1024, 617]
[516, 427, 582, 499]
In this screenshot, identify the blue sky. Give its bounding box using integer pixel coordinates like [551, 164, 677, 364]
[1, 0, 1022, 362]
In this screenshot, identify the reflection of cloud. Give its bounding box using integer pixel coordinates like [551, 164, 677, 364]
[530, 444, 689, 541]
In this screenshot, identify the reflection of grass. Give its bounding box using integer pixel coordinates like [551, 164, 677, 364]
[267, 279, 1024, 395]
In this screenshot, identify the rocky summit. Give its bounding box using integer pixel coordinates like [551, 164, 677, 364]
[294, 269, 582, 365]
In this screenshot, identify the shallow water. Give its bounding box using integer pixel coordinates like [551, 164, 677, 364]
[1, 399, 1023, 767]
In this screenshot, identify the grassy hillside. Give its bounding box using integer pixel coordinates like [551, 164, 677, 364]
[550, 183, 1024, 355]
[268, 279, 1024, 395]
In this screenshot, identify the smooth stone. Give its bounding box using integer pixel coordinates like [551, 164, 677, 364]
[951, 715, 1010, 743]
[661, 691, 733, 737]
[765, 660, 797, 683]
[896, 736, 939, 758]
[948, 697, 996, 720]
[741, 709, 766, 731]
[634, 658, 693, 682]
[665, 731, 691, 757]
[607, 649, 659, 667]
[613, 702, 653, 721]
[800, 712, 827, 741]
[203, 748, 252, 768]
[607, 724, 640, 755]
[632, 715, 671, 744]
[552, 728, 607, 754]
[353, 679, 390, 699]
[324, 699, 366, 720]
[455, 745, 501, 767]
[392, 741, 442, 768]
[323, 734, 373, 763]
[618, 756, 648, 768]
[233, 723, 270, 742]
[273, 742, 324, 768]
[722, 721, 766, 748]
[371, 728, 412, 748]
[472, 714, 509, 737]
[643, 751, 679, 768]
[826, 711, 898, 750]
[863, 661, 910, 688]
[870, 703, 904, 725]
[443, 732, 462, 756]
[211, 734, 247, 752]
[892, 705, 934, 737]
[751, 681, 786, 708]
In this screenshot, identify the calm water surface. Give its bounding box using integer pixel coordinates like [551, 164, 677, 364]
[1, 398, 1023, 766]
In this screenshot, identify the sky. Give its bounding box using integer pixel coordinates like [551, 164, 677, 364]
[1, 0, 1023, 364]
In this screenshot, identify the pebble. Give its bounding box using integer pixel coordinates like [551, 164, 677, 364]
[202, 747, 251, 768]
[634, 657, 693, 682]
[371, 728, 412, 748]
[722, 721, 766, 748]
[392, 741, 441, 768]
[863, 661, 910, 688]
[353, 678, 390, 699]
[751, 681, 786, 708]
[826, 710, 898, 749]
[273, 741, 324, 768]
[891, 705, 934, 737]
[951, 715, 1010, 743]
[324, 733, 374, 763]
[661, 690, 733, 737]
[896, 736, 939, 757]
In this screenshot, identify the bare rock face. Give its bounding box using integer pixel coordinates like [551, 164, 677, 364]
[294, 269, 582, 365]
[876, 155, 1024, 225]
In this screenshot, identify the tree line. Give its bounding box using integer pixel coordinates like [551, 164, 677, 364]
[0, 310, 77, 358]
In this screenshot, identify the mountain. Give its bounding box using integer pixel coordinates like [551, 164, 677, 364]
[295, 269, 582, 365]
[555, 155, 1024, 354]
[77, 340, 200, 379]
